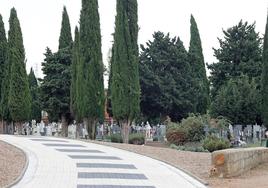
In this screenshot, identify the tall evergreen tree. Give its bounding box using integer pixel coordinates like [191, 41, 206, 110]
[208, 21, 262, 98]
[78, 0, 105, 139]
[8, 8, 31, 133]
[70, 27, 79, 119]
[111, 0, 140, 143]
[262, 13, 268, 127]
[0, 14, 8, 132]
[140, 32, 193, 122]
[28, 68, 41, 122]
[59, 6, 72, 50]
[188, 15, 209, 114]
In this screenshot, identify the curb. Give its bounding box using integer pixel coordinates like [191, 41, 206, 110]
[1, 140, 29, 188]
[79, 139, 209, 187]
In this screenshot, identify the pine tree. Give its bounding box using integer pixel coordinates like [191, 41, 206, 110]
[111, 0, 140, 143]
[0, 14, 8, 132]
[70, 27, 79, 119]
[78, 0, 105, 139]
[262, 13, 268, 127]
[8, 8, 31, 133]
[188, 15, 209, 114]
[28, 68, 41, 122]
[59, 6, 72, 50]
[208, 21, 262, 98]
[140, 32, 193, 122]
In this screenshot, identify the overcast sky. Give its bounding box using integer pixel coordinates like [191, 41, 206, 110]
[0, 0, 267, 87]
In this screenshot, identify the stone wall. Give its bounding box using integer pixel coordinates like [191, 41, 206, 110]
[210, 147, 268, 177]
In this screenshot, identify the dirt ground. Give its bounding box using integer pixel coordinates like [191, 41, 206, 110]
[0, 140, 26, 187]
[86, 140, 268, 188]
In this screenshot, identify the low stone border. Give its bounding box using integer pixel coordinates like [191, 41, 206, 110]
[80, 139, 209, 186]
[2, 140, 29, 188]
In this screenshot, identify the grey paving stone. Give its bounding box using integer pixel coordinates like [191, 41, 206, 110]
[76, 163, 136, 169]
[69, 155, 121, 160]
[56, 149, 103, 153]
[77, 172, 147, 179]
[30, 139, 68, 142]
[77, 185, 155, 188]
[43, 143, 86, 147]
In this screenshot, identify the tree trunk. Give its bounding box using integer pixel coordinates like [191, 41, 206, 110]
[83, 118, 89, 139]
[91, 119, 96, 140]
[15, 122, 22, 135]
[121, 119, 130, 144]
[0, 119, 3, 134]
[61, 114, 68, 137]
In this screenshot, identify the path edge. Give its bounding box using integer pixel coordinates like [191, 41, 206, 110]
[1, 139, 29, 188]
[80, 139, 209, 186]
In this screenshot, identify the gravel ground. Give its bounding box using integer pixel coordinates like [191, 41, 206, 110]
[0, 140, 26, 187]
[85, 140, 268, 188]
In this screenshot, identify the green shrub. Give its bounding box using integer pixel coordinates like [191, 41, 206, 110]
[110, 134, 123, 143]
[203, 136, 230, 152]
[169, 144, 207, 152]
[153, 136, 158, 141]
[166, 126, 187, 145]
[181, 115, 205, 142]
[129, 133, 145, 145]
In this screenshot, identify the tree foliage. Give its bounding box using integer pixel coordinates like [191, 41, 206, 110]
[111, 0, 140, 143]
[262, 13, 268, 127]
[188, 15, 209, 114]
[78, 0, 104, 121]
[28, 68, 41, 121]
[111, 0, 140, 121]
[70, 27, 79, 119]
[40, 48, 71, 121]
[59, 6, 72, 50]
[211, 76, 260, 125]
[139, 32, 193, 121]
[8, 8, 31, 122]
[208, 20, 262, 98]
[0, 14, 8, 120]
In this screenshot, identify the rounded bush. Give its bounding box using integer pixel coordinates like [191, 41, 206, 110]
[203, 136, 230, 152]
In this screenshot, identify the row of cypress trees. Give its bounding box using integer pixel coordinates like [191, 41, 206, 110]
[39, 0, 209, 142]
[0, 8, 31, 134]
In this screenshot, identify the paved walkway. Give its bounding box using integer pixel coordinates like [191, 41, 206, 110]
[1, 135, 207, 188]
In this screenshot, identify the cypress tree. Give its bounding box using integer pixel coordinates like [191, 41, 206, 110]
[8, 8, 31, 133]
[188, 15, 209, 114]
[59, 6, 72, 50]
[28, 68, 41, 122]
[78, 0, 105, 139]
[70, 27, 79, 119]
[262, 13, 268, 127]
[111, 0, 140, 143]
[0, 14, 7, 132]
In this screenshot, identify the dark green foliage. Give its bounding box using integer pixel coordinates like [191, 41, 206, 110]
[262, 14, 268, 127]
[111, 0, 140, 121]
[128, 133, 145, 145]
[203, 135, 230, 152]
[8, 8, 31, 122]
[188, 15, 209, 114]
[70, 27, 79, 119]
[0, 14, 8, 120]
[211, 76, 260, 125]
[208, 20, 262, 98]
[139, 32, 193, 121]
[28, 68, 41, 121]
[110, 134, 123, 143]
[40, 48, 71, 121]
[180, 115, 205, 142]
[106, 47, 114, 117]
[78, 0, 105, 122]
[59, 6, 72, 50]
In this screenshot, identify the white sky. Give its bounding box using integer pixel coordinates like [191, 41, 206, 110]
[0, 0, 267, 88]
